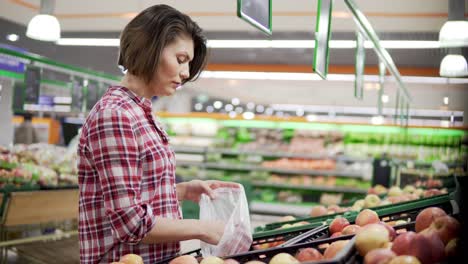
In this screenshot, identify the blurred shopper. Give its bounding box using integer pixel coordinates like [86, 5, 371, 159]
[77, 4, 239, 264]
[14, 112, 39, 144]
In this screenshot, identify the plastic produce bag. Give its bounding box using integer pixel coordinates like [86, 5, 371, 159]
[199, 186, 252, 257]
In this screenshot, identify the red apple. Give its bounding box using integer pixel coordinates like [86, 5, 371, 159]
[377, 221, 396, 241]
[245, 261, 266, 264]
[420, 229, 445, 263]
[415, 207, 447, 232]
[279, 215, 296, 222]
[356, 209, 380, 227]
[364, 194, 381, 208]
[342, 224, 361, 235]
[388, 186, 403, 197]
[330, 232, 343, 238]
[200, 256, 224, 264]
[295, 247, 323, 262]
[364, 248, 396, 264]
[426, 215, 460, 245]
[310, 205, 327, 217]
[269, 253, 299, 264]
[120, 254, 143, 264]
[391, 231, 442, 264]
[223, 259, 240, 264]
[169, 255, 199, 264]
[323, 240, 349, 259]
[329, 217, 350, 234]
[388, 255, 421, 264]
[355, 224, 390, 256]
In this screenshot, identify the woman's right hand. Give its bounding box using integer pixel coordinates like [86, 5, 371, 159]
[198, 220, 225, 245]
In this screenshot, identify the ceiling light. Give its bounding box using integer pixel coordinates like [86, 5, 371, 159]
[242, 112, 255, 120]
[440, 54, 468, 77]
[205, 106, 214, 113]
[296, 108, 305, 116]
[255, 105, 265, 113]
[224, 104, 233, 111]
[56, 38, 442, 49]
[6, 34, 19, 42]
[443, 96, 449, 105]
[27, 15, 60, 41]
[213, 101, 223, 109]
[56, 38, 119, 46]
[381, 94, 389, 103]
[371, 115, 384, 125]
[439, 21, 468, 48]
[228, 111, 237, 118]
[265, 107, 274, 116]
[194, 103, 203, 111]
[231, 98, 240, 106]
[235, 106, 243, 114]
[246, 102, 255, 110]
[26, 0, 60, 42]
[306, 114, 317, 122]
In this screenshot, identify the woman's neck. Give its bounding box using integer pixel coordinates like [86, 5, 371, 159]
[120, 74, 151, 99]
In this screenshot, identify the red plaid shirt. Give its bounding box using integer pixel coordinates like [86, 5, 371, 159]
[77, 86, 181, 264]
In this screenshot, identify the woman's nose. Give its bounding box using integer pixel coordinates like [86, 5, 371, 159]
[180, 64, 190, 80]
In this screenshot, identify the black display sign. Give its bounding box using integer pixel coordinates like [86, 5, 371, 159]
[24, 66, 41, 104]
[237, 0, 272, 35]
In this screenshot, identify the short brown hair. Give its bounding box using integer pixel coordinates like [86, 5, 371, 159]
[118, 4, 208, 84]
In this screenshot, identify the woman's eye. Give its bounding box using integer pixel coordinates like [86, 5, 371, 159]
[177, 57, 185, 64]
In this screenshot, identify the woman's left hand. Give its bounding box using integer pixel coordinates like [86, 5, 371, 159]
[177, 180, 240, 203]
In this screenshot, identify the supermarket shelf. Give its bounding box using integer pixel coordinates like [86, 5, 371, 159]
[171, 145, 371, 163]
[250, 201, 312, 216]
[176, 161, 365, 178]
[252, 182, 367, 194]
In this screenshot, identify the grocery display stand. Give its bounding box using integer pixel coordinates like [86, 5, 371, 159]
[0, 189, 79, 263]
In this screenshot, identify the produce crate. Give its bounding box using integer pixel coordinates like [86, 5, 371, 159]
[254, 193, 455, 232]
[155, 224, 328, 264]
[0, 183, 40, 217]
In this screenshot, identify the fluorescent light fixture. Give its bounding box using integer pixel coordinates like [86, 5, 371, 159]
[439, 21, 468, 48]
[6, 34, 19, 42]
[440, 54, 468, 77]
[56, 38, 442, 49]
[371, 115, 385, 125]
[56, 38, 119, 46]
[200, 71, 322, 81]
[200, 70, 468, 83]
[27, 14, 61, 41]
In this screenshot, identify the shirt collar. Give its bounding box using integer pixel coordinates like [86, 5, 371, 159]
[109, 86, 152, 112]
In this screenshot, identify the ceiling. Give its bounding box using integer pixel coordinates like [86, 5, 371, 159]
[0, 0, 467, 118]
[1, 0, 464, 32]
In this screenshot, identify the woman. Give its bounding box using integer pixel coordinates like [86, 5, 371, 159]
[77, 5, 238, 263]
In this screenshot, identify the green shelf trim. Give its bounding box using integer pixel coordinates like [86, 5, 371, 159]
[0, 69, 22, 80]
[161, 116, 466, 136]
[0, 47, 120, 81]
[41, 79, 70, 88]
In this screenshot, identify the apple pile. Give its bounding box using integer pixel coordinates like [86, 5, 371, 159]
[354, 206, 460, 264]
[112, 254, 143, 264]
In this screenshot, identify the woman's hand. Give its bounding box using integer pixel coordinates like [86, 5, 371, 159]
[198, 220, 225, 245]
[177, 180, 240, 203]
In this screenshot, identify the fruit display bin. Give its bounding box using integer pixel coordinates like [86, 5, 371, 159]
[254, 193, 455, 233]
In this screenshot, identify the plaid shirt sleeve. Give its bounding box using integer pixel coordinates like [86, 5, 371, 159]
[87, 108, 156, 244]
